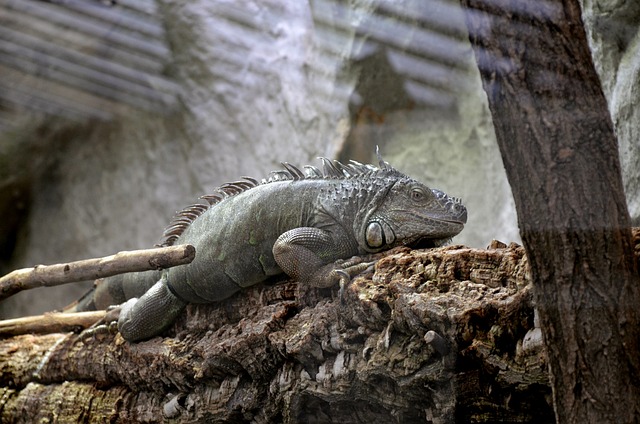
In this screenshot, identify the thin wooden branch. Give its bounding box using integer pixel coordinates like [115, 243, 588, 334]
[0, 311, 107, 337]
[0, 244, 195, 301]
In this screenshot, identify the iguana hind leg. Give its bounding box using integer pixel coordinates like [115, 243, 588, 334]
[117, 277, 187, 342]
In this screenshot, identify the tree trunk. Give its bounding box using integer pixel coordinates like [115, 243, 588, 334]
[459, 0, 640, 422]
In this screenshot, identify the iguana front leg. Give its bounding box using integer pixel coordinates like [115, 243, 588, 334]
[116, 276, 187, 342]
[272, 227, 373, 289]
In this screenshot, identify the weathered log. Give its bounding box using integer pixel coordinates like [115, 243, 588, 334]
[3, 229, 632, 424]
[0, 239, 578, 423]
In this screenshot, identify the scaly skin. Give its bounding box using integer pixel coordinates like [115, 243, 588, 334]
[77, 154, 467, 341]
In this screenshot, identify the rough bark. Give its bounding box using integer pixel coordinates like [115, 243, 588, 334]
[3, 234, 637, 423]
[0, 243, 556, 423]
[459, 0, 640, 422]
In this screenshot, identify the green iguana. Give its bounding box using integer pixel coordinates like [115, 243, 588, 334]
[72, 152, 467, 342]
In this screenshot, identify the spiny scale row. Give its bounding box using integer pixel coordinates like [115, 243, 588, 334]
[159, 157, 399, 246]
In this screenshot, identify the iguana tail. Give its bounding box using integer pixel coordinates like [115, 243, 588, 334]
[64, 270, 163, 312]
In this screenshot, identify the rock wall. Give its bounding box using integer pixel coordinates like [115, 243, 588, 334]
[580, 0, 640, 225]
[0, 0, 354, 317]
[0, 0, 638, 318]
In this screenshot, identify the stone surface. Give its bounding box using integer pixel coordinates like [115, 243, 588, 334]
[0, 0, 353, 317]
[580, 0, 640, 224]
[0, 0, 638, 318]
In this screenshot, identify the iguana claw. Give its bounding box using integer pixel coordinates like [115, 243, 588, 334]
[336, 259, 377, 303]
[336, 270, 351, 303]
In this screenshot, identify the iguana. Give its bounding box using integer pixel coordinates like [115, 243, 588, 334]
[72, 152, 467, 342]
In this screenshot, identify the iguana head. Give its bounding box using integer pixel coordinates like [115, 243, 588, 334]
[356, 157, 467, 252]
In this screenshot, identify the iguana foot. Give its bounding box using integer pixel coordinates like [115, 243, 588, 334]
[332, 257, 377, 302]
[79, 305, 122, 342]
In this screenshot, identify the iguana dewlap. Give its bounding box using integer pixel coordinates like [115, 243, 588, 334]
[75, 153, 467, 341]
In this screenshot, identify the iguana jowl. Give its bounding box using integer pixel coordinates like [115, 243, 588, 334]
[76, 153, 467, 341]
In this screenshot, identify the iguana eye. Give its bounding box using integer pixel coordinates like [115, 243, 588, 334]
[411, 188, 427, 201]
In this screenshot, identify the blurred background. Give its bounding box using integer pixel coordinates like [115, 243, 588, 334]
[0, 0, 638, 317]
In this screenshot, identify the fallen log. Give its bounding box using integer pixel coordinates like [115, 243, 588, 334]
[0, 239, 572, 423]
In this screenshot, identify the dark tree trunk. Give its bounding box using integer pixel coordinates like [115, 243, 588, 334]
[459, 0, 640, 422]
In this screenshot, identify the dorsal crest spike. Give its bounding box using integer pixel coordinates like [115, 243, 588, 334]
[281, 162, 305, 180]
[200, 194, 222, 205]
[304, 165, 322, 178]
[269, 170, 292, 181]
[242, 176, 259, 186]
[376, 145, 391, 170]
[320, 157, 343, 177]
[220, 187, 238, 196]
[224, 181, 252, 191]
[333, 160, 356, 177]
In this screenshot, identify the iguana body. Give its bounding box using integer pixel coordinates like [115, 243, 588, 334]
[76, 154, 467, 341]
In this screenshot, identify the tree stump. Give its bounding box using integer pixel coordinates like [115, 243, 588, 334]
[3, 233, 637, 423]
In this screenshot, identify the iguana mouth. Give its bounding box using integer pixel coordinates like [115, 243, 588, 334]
[407, 237, 447, 249]
[442, 219, 466, 225]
